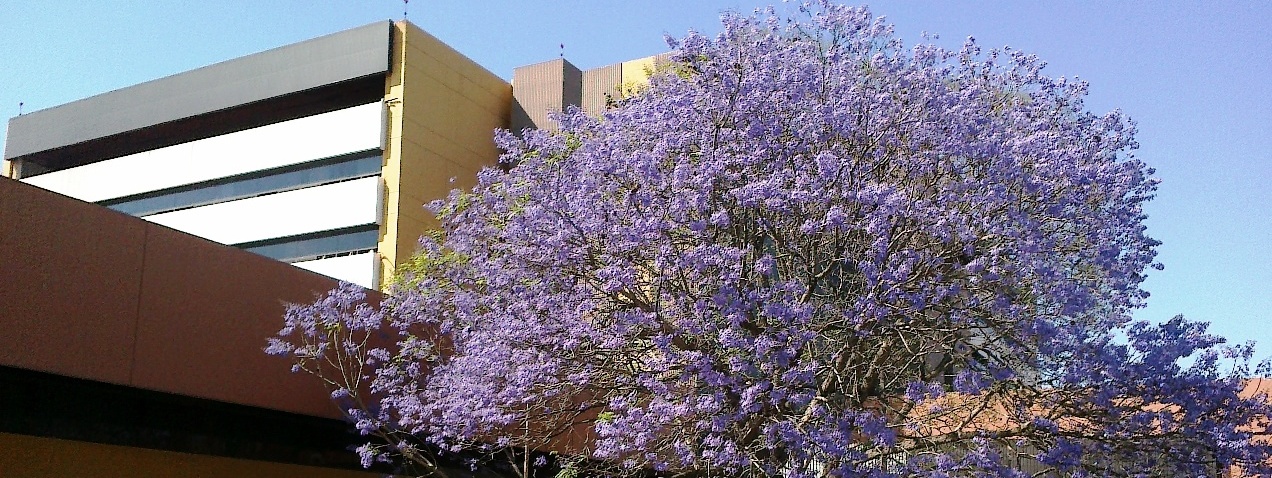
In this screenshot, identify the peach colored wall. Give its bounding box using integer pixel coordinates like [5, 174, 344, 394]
[0, 177, 368, 420]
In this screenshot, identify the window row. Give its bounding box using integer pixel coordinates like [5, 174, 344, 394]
[103, 150, 382, 216]
[22, 102, 384, 203]
[236, 224, 380, 263]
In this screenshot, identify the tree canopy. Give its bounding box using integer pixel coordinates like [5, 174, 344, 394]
[269, 3, 1272, 476]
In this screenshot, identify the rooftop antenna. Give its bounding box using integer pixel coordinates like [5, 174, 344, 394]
[17, 102, 22, 115]
[559, 43, 565, 59]
[402, 0, 408, 20]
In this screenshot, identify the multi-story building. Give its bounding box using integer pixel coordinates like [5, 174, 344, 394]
[1, 19, 662, 477]
[3, 20, 664, 290]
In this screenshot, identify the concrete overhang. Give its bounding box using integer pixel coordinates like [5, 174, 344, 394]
[5, 21, 393, 172]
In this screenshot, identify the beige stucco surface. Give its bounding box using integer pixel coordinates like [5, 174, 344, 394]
[378, 21, 512, 288]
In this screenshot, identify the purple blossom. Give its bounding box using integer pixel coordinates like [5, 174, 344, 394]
[267, 2, 1272, 476]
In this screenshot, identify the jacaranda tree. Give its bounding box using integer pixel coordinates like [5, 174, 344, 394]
[269, 3, 1272, 477]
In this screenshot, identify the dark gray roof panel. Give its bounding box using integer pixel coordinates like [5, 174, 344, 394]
[5, 21, 392, 160]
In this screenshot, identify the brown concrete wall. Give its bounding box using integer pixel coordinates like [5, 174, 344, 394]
[581, 63, 622, 116]
[0, 177, 362, 420]
[0, 433, 380, 478]
[511, 58, 582, 132]
[579, 53, 675, 117]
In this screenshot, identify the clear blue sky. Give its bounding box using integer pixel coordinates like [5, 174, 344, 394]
[3, 2, 1269, 362]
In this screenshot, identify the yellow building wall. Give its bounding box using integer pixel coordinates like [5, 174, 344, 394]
[379, 21, 512, 288]
[620, 56, 659, 86]
[581, 54, 665, 113]
[0, 433, 380, 478]
[376, 29, 660, 289]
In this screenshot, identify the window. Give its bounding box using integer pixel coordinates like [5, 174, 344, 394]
[235, 225, 380, 263]
[102, 150, 381, 216]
